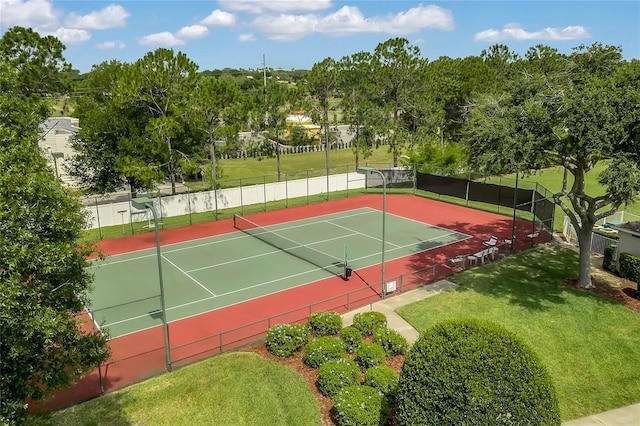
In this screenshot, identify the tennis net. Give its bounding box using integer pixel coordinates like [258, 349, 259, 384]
[233, 214, 347, 278]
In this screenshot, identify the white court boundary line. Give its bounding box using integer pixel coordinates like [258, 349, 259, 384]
[104, 230, 471, 334]
[163, 255, 216, 296]
[90, 208, 374, 267]
[96, 206, 472, 335]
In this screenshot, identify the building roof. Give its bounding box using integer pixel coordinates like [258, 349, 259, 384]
[613, 221, 640, 237]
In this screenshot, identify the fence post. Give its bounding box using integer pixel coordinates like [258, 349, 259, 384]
[412, 163, 416, 195]
[285, 173, 289, 208]
[511, 173, 519, 253]
[240, 178, 244, 216]
[187, 187, 192, 225]
[94, 197, 103, 240]
[306, 170, 310, 205]
[263, 175, 267, 212]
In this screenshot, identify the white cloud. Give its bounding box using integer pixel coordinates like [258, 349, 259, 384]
[238, 33, 256, 42]
[219, 0, 331, 14]
[0, 0, 59, 31]
[50, 27, 91, 44]
[65, 4, 129, 30]
[474, 23, 591, 42]
[252, 14, 317, 41]
[176, 25, 208, 40]
[253, 4, 455, 40]
[376, 4, 454, 34]
[94, 40, 125, 49]
[199, 9, 236, 26]
[139, 31, 185, 47]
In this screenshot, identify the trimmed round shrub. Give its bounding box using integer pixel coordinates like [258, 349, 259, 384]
[352, 311, 387, 336]
[397, 318, 561, 426]
[307, 311, 343, 336]
[318, 358, 361, 397]
[265, 323, 309, 358]
[340, 326, 363, 353]
[303, 336, 345, 368]
[364, 365, 399, 404]
[333, 385, 389, 426]
[354, 342, 386, 370]
[373, 327, 409, 358]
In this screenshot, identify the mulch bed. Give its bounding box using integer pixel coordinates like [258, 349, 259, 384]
[563, 275, 640, 314]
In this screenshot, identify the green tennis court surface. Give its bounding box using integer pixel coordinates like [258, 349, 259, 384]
[87, 208, 470, 337]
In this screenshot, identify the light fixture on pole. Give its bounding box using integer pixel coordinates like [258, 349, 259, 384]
[130, 197, 172, 372]
[357, 167, 387, 299]
[211, 140, 226, 219]
[47, 147, 64, 179]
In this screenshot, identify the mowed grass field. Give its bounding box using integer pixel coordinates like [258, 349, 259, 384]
[34, 246, 640, 424]
[32, 353, 321, 426]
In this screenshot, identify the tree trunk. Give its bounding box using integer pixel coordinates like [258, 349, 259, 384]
[165, 135, 176, 195]
[576, 225, 594, 288]
[355, 127, 360, 170]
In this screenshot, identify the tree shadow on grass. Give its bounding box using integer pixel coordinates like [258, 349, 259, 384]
[449, 244, 626, 313]
[29, 389, 135, 425]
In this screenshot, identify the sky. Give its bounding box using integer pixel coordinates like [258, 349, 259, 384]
[1, 0, 639, 73]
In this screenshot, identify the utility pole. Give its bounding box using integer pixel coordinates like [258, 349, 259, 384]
[263, 54, 268, 126]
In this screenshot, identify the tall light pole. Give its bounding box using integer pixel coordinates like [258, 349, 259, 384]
[211, 140, 226, 220]
[47, 147, 64, 179]
[357, 167, 387, 298]
[131, 197, 171, 372]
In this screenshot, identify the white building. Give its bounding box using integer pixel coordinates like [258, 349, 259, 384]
[39, 117, 79, 186]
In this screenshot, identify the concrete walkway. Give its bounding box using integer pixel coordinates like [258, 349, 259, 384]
[342, 280, 639, 426]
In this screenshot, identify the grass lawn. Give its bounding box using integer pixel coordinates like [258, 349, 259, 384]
[32, 352, 320, 426]
[396, 245, 640, 421]
[185, 146, 396, 191]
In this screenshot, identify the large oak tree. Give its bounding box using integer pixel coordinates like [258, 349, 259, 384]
[466, 43, 640, 288]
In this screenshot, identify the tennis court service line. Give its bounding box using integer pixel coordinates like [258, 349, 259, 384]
[323, 219, 402, 249]
[187, 231, 360, 274]
[235, 208, 373, 235]
[166, 261, 331, 315]
[162, 255, 217, 297]
[348, 231, 469, 264]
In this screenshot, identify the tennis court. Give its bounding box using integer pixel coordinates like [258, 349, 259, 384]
[88, 207, 470, 338]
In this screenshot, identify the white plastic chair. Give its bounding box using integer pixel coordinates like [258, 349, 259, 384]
[483, 235, 498, 247]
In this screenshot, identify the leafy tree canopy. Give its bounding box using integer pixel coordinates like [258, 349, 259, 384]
[465, 43, 640, 287]
[0, 35, 109, 422]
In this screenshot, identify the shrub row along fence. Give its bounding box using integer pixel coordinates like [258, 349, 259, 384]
[80, 164, 555, 241]
[68, 241, 530, 408]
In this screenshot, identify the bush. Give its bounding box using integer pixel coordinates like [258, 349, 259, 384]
[303, 336, 345, 368]
[619, 252, 640, 283]
[354, 342, 386, 370]
[373, 327, 409, 358]
[340, 326, 363, 353]
[364, 365, 399, 404]
[333, 385, 389, 426]
[307, 311, 343, 336]
[318, 358, 361, 397]
[265, 323, 309, 358]
[397, 318, 560, 426]
[603, 245, 617, 273]
[352, 311, 387, 336]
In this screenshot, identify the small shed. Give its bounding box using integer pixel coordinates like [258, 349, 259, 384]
[612, 221, 640, 263]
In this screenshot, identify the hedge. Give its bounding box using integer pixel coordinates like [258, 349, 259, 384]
[619, 252, 640, 284]
[397, 318, 560, 426]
